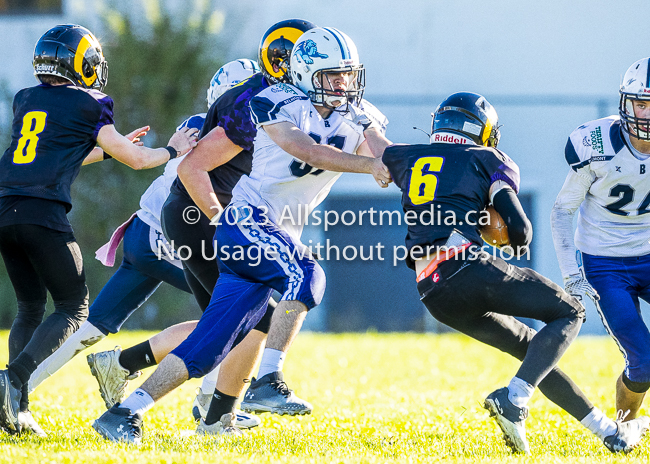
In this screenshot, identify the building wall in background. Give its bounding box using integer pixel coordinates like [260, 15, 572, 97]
[0, 1, 645, 332]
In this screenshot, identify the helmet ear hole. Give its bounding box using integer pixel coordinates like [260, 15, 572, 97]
[82, 61, 94, 78]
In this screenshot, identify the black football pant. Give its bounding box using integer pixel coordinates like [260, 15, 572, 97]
[418, 250, 594, 421]
[160, 192, 275, 332]
[0, 224, 89, 410]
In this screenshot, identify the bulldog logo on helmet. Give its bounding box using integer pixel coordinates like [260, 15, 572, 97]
[295, 40, 329, 64]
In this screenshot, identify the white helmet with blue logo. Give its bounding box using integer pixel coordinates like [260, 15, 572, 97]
[289, 27, 364, 111]
[620, 57, 650, 140]
[207, 59, 260, 108]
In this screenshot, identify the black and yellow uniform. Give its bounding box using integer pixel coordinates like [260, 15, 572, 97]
[383, 141, 595, 422]
[0, 83, 114, 411]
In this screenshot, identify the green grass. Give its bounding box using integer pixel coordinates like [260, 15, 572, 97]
[0, 331, 646, 463]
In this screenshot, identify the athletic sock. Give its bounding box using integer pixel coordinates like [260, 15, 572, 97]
[257, 348, 285, 379]
[20, 383, 29, 412]
[120, 388, 155, 417]
[29, 321, 105, 393]
[200, 364, 221, 394]
[507, 376, 535, 408]
[8, 352, 37, 389]
[119, 341, 157, 375]
[581, 407, 618, 441]
[204, 388, 237, 426]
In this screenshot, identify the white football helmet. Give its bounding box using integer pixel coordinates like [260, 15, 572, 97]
[290, 27, 364, 112]
[207, 59, 260, 108]
[620, 57, 650, 140]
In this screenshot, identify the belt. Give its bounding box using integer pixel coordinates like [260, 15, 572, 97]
[416, 242, 470, 282]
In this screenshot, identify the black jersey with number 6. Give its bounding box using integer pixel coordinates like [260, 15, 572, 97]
[0, 84, 114, 211]
[383, 143, 520, 267]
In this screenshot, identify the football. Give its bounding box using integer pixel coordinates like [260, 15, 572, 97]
[480, 205, 510, 247]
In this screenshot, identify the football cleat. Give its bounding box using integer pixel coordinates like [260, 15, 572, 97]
[196, 413, 242, 437]
[87, 347, 141, 409]
[92, 404, 142, 445]
[240, 371, 312, 416]
[191, 387, 261, 428]
[483, 387, 530, 454]
[603, 413, 650, 453]
[0, 370, 21, 433]
[18, 410, 47, 437]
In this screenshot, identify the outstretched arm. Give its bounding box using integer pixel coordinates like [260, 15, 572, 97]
[263, 121, 391, 187]
[83, 126, 150, 166]
[96, 125, 198, 170]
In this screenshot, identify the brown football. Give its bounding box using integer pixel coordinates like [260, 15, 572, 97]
[480, 205, 510, 247]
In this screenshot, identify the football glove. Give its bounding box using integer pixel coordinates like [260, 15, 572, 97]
[564, 273, 599, 307]
[347, 104, 378, 132]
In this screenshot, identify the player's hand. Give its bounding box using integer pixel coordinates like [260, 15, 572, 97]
[168, 127, 199, 157]
[370, 158, 392, 188]
[564, 273, 599, 307]
[347, 104, 377, 132]
[125, 126, 149, 146]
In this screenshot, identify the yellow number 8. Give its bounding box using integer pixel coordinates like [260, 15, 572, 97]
[13, 111, 47, 164]
[408, 156, 444, 205]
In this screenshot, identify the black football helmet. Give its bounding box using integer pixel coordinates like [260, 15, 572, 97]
[33, 24, 108, 91]
[258, 19, 316, 85]
[431, 92, 500, 147]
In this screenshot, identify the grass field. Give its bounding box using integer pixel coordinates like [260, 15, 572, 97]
[0, 331, 647, 463]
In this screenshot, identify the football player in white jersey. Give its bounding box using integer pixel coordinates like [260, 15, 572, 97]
[92, 26, 391, 443]
[552, 57, 650, 422]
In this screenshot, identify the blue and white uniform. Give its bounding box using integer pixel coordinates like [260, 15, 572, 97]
[551, 115, 650, 383]
[87, 114, 205, 334]
[171, 84, 374, 378]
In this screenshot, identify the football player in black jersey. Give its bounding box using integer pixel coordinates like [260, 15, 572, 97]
[0, 24, 197, 434]
[382, 92, 650, 454]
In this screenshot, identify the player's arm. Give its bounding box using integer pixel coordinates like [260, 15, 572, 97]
[357, 128, 392, 159]
[346, 104, 392, 159]
[550, 170, 592, 277]
[263, 121, 391, 187]
[83, 126, 150, 166]
[96, 124, 198, 170]
[490, 185, 532, 255]
[82, 147, 105, 165]
[177, 126, 242, 219]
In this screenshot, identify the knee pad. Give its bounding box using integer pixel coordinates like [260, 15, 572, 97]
[306, 261, 326, 309]
[53, 297, 90, 324]
[622, 372, 650, 394]
[14, 301, 47, 328]
[252, 299, 277, 334]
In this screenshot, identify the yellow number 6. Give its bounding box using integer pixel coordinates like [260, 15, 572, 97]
[408, 156, 444, 205]
[13, 111, 47, 165]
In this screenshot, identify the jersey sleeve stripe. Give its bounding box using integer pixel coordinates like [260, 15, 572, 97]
[250, 95, 309, 125]
[324, 27, 349, 60]
[564, 138, 581, 171]
[610, 121, 625, 154]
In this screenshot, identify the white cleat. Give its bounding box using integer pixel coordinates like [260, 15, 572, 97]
[87, 347, 141, 409]
[604, 412, 650, 453]
[196, 413, 242, 437]
[192, 387, 261, 428]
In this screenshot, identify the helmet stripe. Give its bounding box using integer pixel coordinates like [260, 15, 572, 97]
[646, 58, 650, 88]
[74, 35, 98, 87]
[323, 27, 349, 60]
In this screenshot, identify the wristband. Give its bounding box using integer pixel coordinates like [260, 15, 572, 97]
[165, 146, 179, 159]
